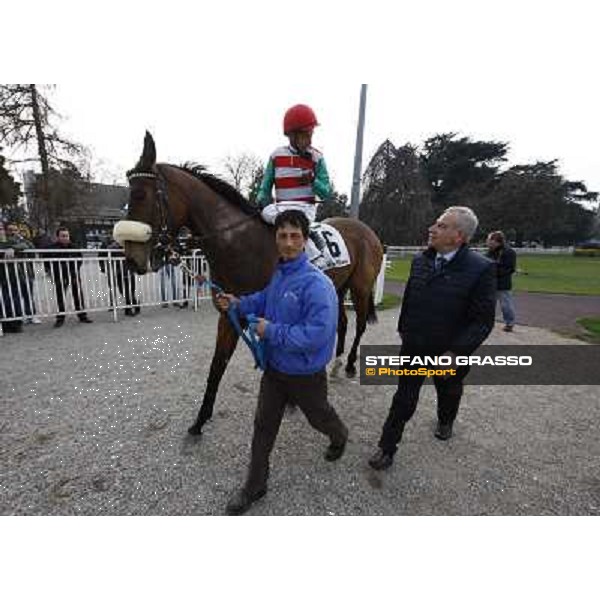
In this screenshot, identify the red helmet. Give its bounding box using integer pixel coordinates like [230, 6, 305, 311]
[283, 104, 319, 135]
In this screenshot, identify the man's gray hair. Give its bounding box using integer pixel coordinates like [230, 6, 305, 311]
[444, 206, 479, 242]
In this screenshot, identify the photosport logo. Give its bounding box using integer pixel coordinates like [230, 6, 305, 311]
[359, 345, 600, 386]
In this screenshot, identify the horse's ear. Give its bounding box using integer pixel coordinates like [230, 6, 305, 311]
[139, 131, 157, 170]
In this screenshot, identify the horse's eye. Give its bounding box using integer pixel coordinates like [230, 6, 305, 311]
[131, 189, 146, 202]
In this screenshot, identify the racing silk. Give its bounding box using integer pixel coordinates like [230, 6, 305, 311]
[237, 252, 338, 375]
[257, 145, 332, 208]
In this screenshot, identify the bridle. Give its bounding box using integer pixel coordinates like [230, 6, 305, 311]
[127, 168, 174, 265]
[124, 166, 261, 267]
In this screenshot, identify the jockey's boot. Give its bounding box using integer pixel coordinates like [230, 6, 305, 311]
[309, 229, 336, 269]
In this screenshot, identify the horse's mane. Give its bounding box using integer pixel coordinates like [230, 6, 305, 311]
[173, 163, 260, 217]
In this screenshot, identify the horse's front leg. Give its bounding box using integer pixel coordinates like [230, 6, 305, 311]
[188, 314, 239, 436]
[330, 295, 348, 378]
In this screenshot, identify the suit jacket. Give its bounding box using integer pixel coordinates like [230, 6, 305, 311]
[43, 242, 83, 281]
[399, 244, 496, 354]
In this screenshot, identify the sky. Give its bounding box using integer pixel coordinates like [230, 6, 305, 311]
[4, 0, 600, 201]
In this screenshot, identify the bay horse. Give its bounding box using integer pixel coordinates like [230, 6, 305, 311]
[117, 132, 383, 436]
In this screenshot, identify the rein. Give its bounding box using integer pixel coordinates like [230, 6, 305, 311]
[175, 256, 265, 371]
[125, 167, 266, 370]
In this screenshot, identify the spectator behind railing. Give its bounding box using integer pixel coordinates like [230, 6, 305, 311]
[32, 229, 53, 250]
[0, 221, 26, 333]
[98, 239, 141, 316]
[177, 227, 193, 309]
[5, 222, 41, 324]
[159, 261, 180, 308]
[42, 226, 94, 328]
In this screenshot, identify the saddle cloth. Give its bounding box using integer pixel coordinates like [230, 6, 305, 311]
[306, 223, 351, 271]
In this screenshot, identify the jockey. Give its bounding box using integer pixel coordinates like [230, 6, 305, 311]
[257, 104, 335, 268]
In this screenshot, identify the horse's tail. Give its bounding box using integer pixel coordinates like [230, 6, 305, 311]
[367, 291, 378, 325]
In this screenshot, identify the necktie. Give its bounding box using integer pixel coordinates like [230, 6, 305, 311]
[435, 256, 447, 272]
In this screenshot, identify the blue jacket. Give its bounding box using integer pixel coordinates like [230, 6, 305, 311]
[238, 253, 338, 375]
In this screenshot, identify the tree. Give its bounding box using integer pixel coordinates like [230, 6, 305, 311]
[360, 140, 433, 245]
[246, 163, 265, 208]
[26, 164, 92, 231]
[0, 84, 84, 228]
[471, 161, 598, 245]
[0, 150, 21, 220]
[222, 153, 263, 197]
[316, 187, 349, 221]
[420, 133, 508, 209]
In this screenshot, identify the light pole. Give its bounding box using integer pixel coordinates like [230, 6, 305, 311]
[350, 84, 368, 219]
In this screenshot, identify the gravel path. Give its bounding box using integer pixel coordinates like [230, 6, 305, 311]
[1, 305, 598, 515]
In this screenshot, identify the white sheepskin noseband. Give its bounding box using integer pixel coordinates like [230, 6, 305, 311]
[113, 220, 153, 245]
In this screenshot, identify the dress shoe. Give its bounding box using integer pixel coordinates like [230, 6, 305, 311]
[225, 488, 266, 516]
[54, 319, 65, 328]
[368, 449, 394, 471]
[434, 422, 453, 440]
[79, 316, 93, 324]
[324, 438, 347, 462]
[503, 324, 514, 332]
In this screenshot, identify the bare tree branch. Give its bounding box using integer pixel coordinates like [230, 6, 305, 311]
[221, 152, 262, 197]
[0, 84, 88, 229]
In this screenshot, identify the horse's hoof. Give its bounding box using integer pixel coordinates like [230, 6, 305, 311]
[330, 359, 342, 378]
[187, 422, 203, 436]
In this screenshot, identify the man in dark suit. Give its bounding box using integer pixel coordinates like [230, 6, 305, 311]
[369, 206, 496, 471]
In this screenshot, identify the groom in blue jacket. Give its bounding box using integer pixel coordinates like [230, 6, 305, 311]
[216, 209, 348, 515]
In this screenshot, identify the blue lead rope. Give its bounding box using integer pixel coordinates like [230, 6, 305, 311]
[227, 307, 266, 371]
[194, 275, 266, 371]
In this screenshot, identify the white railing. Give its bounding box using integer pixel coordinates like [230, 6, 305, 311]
[374, 254, 386, 305]
[385, 245, 575, 258]
[1, 248, 389, 335]
[0, 248, 213, 335]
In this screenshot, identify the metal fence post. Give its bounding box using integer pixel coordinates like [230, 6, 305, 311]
[107, 250, 119, 322]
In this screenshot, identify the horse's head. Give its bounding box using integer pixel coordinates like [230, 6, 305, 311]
[113, 132, 175, 274]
